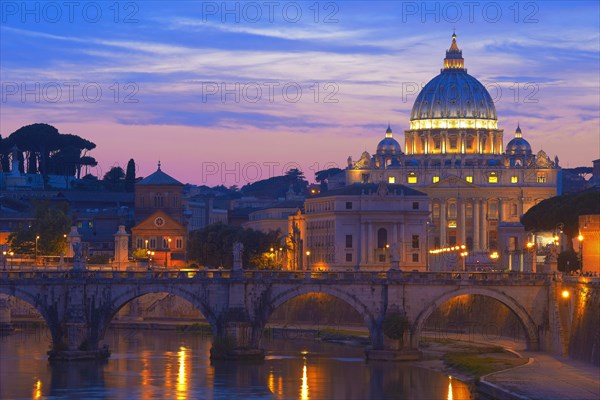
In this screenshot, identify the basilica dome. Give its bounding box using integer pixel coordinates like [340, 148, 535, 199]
[377, 124, 401, 155]
[505, 124, 532, 155]
[409, 34, 497, 129]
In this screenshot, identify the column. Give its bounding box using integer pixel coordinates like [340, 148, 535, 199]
[360, 223, 367, 265]
[399, 223, 406, 263]
[476, 131, 481, 153]
[459, 199, 466, 245]
[473, 199, 480, 251]
[367, 223, 373, 264]
[498, 198, 504, 223]
[480, 200, 488, 250]
[440, 201, 447, 246]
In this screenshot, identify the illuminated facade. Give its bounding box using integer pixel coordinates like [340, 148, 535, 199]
[288, 183, 429, 271]
[131, 163, 187, 267]
[346, 34, 559, 254]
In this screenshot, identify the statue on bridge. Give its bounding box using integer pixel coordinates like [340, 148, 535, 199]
[72, 242, 87, 271]
[232, 242, 244, 271]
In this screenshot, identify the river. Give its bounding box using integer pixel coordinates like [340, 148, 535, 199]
[0, 326, 472, 399]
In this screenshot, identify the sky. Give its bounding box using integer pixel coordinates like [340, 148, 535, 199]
[1, 1, 599, 186]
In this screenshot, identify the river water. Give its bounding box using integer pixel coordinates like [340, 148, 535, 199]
[0, 326, 471, 399]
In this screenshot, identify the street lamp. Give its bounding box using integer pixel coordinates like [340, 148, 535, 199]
[147, 250, 155, 270]
[460, 251, 469, 271]
[167, 238, 172, 268]
[35, 235, 40, 265]
[526, 240, 536, 272]
[578, 234, 584, 272]
[305, 250, 311, 271]
[2, 251, 6, 271]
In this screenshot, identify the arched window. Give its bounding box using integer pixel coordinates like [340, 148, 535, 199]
[449, 203, 457, 219]
[377, 228, 388, 249]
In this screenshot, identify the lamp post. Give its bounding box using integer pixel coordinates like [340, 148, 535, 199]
[167, 238, 172, 268]
[35, 235, 40, 266]
[526, 240, 536, 272]
[305, 250, 311, 271]
[460, 251, 468, 271]
[578, 234, 584, 272]
[2, 251, 6, 271]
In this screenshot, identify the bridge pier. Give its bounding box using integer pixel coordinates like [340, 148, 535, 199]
[0, 295, 13, 332]
[48, 296, 110, 362]
[365, 313, 422, 362]
[210, 309, 264, 361]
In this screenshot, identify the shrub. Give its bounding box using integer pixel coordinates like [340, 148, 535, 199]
[382, 311, 409, 340]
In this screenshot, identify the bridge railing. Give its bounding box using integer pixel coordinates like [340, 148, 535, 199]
[1, 269, 556, 283]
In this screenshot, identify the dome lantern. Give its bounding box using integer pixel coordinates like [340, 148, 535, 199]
[443, 32, 464, 70]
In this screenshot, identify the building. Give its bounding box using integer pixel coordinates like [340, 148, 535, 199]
[130, 163, 187, 267]
[346, 33, 559, 255]
[287, 183, 429, 271]
[579, 214, 599, 275]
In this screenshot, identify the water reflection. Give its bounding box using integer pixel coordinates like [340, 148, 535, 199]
[301, 357, 309, 400]
[177, 346, 188, 399]
[0, 327, 472, 399]
[32, 378, 42, 399]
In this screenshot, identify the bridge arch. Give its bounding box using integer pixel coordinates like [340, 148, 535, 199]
[412, 287, 539, 350]
[258, 285, 379, 344]
[0, 287, 61, 344]
[96, 286, 218, 343]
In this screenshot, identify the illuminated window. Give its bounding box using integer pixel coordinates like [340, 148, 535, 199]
[466, 136, 474, 149]
[388, 176, 396, 184]
[432, 176, 440, 183]
[488, 172, 498, 183]
[407, 172, 417, 184]
[537, 173, 547, 183]
[466, 176, 473, 183]
[449, 137, 457, 149]
[511, 176, 518, 183]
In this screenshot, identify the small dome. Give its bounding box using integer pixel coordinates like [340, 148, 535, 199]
[506, 125, 532, 155]
[377, 125, 401, 155]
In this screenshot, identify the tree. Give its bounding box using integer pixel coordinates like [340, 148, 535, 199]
[8, 200, 71, 255]
[240, 168, 308, 198]
[125, 159, 136, 192]
[521, 190, 600, 248]
[9, 123, 62, 177]
[315, 167, 343, 183]
[103, 166, 125, 191]
[188, 223, 283, 269]
[558, 250, 580, 272]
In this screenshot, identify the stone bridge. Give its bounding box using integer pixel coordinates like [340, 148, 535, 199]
[0, 269, 584, 361]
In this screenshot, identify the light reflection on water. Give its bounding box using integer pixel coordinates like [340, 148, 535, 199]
[0, 327, 472, 399]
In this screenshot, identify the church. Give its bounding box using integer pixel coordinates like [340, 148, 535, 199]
[345, 33, 559, 257]
[130, 163, 187, 267]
